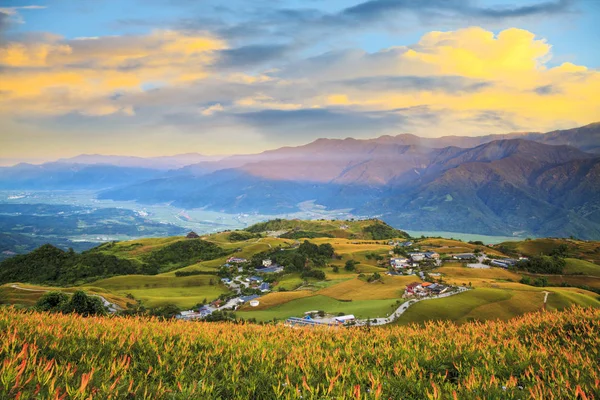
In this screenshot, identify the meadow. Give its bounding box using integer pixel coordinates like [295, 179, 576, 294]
[0, 306, 598, 399]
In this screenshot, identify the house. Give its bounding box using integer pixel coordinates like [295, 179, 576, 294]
[453, 253, 476, 260]
[424, 251, 440, 259]
[247, 276, 264, 283]
[256, 265, 284, 274]
[178, 309, 214, 320]
[227, 257, 248, 264]
[221, 278, 232, 284]
[429, 284, 448, 294]
[405, 282, 422, 292]
[238, 295, 260, 303]
[186, 231, 200, 239]
[408, 252, 425, 261]
[386, 270, 403, 276]
[198, 306, 212, 317]
[491, 260, 509, 268]
[400, 241, 413, 247]
[420, 282, 433, 288]
[390, 258, 409, 269]
[262, 259, 272, 267]
[258, 282, 271, 292]
[334, 315, 356, 325]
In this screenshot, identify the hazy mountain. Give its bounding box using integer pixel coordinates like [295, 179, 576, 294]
[0, 163, 163, 190]
[58, 153, 223, 170]
[100, 135, 600, 238]
[3, 122, 600, 238]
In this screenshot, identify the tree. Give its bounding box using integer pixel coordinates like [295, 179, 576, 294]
[36, 291, 69, 312]
[67, 291, 90, 315]
[345, 260, 357, 271]
[150, 304, 180, 319]
[332, 265, 339, 273]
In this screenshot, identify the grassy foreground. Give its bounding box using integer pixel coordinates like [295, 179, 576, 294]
[1, 307, 598, 399]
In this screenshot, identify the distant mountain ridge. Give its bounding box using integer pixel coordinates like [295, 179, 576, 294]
[1, 122, 599, 239]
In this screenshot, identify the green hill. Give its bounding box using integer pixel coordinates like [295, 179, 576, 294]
[0, 237, 229, 286]
[245, 218, 409, 240]
[497, 238, 600, 264]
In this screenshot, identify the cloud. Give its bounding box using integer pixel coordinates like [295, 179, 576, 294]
[0, 30, 225, 115]
[201, 103, 224, 116]
[1, 25, 599, 159]
[215, 43, 292, 69]
[341, 0, 573, 22]
[0, 5, 46, 24]
[534, 84, 562, 95]
[335, 76, 491, 94]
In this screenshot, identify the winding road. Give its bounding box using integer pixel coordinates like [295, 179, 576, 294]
[354, 286, 471, 326]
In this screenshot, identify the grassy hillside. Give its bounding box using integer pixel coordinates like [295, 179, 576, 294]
[497, 238, 600, 263]
[0, 283, 132, 309]
[245, 218, 409, 240]
[1, 219, 599, 323]
[564, 257, 600, 275]
[394, 264, 600, 325]
[1, 306, 598, 399]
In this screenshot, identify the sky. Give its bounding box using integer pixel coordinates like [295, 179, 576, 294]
[0, 0, 599, 163]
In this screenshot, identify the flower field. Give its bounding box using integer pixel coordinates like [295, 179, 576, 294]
[1, 307, 599, 399]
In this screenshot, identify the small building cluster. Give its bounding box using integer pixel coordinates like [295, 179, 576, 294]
[490, 258, 519, 268]
[404, 281, 449, 297]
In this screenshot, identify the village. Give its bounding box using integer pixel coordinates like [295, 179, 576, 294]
[177, 238, 523, 325]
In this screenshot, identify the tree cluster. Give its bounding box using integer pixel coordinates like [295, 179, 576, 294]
[516, 255, 566, 274]
[36, 290, 106, 316]
[0, 245, 147, 285]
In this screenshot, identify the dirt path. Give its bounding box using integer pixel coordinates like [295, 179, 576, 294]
[9, 284, 121, 313]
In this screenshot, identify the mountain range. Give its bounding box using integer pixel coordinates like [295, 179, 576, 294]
[2, 122, 599, 239]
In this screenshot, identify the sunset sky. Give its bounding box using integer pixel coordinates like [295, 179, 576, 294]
[1, 0, 599, 163]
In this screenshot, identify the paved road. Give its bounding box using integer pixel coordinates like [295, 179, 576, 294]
[355, 286, 471, 326]
[9, 284, 121, 313]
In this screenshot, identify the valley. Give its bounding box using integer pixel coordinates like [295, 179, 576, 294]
[2, 219, 598, 326]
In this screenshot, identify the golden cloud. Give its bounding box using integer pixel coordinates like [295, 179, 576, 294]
[0, 30, 226, 115]
[322, 27, 600, 132]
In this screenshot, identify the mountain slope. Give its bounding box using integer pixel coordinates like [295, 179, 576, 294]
[0, 163, 164, 190]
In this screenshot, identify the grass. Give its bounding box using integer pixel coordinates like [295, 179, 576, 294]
[237, 291, 315, 311]
[396, 283, 600, 326]
[0, 283, 132, 309]
[237, 295, 399, 321]
[2, 307, 599, 399]
[563, 258, 600, 275]
[498, 238, 600, 264]
[521, 273, 600, 289]
[90, 274, 229, 309]
[317, 276, 414, 300]
[435, 265, 522, 282]
[417, 238, 507, 257]
[0, 286, 41, 306]
[395, 288, 512, 325]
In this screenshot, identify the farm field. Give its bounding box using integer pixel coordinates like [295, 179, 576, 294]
[417, 238, 507, 257]
[563, 258, 600, 275]
[237, 295, 399, 322]
[91, 274, 228, 308]
[396, 286, 600, 325]
[1, 306, 598, 399]
[0, 283, 132, 309]
[497, 238, 600, 264]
